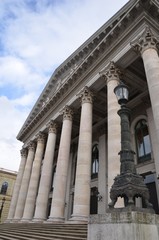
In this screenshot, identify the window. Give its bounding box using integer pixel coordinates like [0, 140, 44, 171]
[91, 144, 99, 179]
[135, 119, 151, 163]
[0, 182, 8, 195]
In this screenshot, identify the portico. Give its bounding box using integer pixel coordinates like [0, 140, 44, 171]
[7, 0, 159, 226]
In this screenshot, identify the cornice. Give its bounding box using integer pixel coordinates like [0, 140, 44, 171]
[17, 0, 159, 141]
[17, 0, 136, 139]
[54, 0, 136, 77]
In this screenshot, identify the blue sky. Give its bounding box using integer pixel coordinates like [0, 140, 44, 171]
[0, 0, 128, 171]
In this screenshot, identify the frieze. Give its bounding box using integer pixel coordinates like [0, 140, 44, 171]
[17, 0, 159, 140]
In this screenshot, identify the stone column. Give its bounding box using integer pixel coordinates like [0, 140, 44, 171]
[13, 142, 36, 221]
[147, 108, 159, 177]
[48, 106, 73, 222]
[131, 27, 159, 147]
[146, 108, 159, 206]
[71, 86, 93, 222]
[102, 62, 121, 207]
[33, 121, 57, 222]
[21, 132, 46, 222]
[65, 151, 74, 220]
[98, 129, 107, 214]
[6, 148, 27, 222]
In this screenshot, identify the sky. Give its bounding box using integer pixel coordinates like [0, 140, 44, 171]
[0, 0, 129, 172]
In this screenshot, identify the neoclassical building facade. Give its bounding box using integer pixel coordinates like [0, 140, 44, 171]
[0, 168, 17, 223]
[7, 0, 159, 223]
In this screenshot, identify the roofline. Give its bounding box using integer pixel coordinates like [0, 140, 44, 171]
[0, 167, 17, 175]
[18, 0, 151, 140]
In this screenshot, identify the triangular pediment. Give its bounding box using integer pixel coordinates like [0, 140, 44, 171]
[17, 0, 159, 141]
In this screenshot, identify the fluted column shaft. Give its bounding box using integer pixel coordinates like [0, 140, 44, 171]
[22, 132, 46, 221]
[33, 121, 57, 222]
[48, 106, 73, 222]
[6, 148, 27, 222]
[102, 62, 121, 206]
[71, 87, 93, 222]
[14, 142, 36, 221]
[132, 27, 159, 173]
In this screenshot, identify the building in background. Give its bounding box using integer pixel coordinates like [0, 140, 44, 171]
[7, 0, 159, 225]
[0, 168, 17, 223]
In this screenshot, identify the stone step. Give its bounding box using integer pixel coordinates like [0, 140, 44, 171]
[0, 231, 86, 240]
[1, 228, 87, 235]
[1, 223, 87, 229]
[1, 226, 87, 231]
[0, 223, 88, 240]
[0, 225, 87, 234]
[1, 229, 87, 238]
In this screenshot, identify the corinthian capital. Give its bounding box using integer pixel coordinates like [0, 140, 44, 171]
[20, 148, 27, 157]
[62, 106, 74, 121]
[131, 26, 159, 54]
[100, 61, 121, 84]
[47, 120, 58, 134]
[77, 86, 94, 104]
[36, 132, 46, 144]
[28, 141, 36, 152]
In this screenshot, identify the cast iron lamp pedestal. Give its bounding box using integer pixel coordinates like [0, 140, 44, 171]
[108, 83, 153, 212]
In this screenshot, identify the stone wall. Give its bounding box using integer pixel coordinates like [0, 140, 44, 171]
[88, 212, 159, 240]
[0, 168, 17, 223]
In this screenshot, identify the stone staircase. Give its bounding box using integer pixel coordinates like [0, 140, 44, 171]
[0, 223, 87, 240]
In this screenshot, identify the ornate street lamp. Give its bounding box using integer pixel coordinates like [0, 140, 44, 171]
[108, 82, 153, 212]
[114, 82, 129, 105]
[0, 197, 6, 222]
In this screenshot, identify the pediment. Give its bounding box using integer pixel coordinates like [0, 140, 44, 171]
[17, 0, 159, 141]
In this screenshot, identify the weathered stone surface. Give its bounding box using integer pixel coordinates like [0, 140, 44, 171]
[88, 212, 159, 240]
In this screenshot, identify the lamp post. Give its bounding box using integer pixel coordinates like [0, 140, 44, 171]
[108, 82, 153, 212]
[0, 197, 6, 222]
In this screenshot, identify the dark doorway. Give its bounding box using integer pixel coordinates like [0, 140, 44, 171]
[90, 187, 98, 214]
[146, 182, 159, 214]
[143, 174, 159, 214]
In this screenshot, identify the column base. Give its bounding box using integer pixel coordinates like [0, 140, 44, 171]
[47, 217, 65, 223]
[11, 218, 21, 223]
[32, 218, 45, 223]
[20, 218, 32, 223]
[69, 214, 88, 223]
[4, 218, 13, 223]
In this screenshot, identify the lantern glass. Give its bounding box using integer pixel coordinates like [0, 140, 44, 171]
[114, 83, 129, 105]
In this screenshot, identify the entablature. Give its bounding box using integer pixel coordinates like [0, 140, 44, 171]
[17, 0, 159, 142]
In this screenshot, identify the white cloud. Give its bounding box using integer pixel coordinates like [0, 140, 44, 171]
[0, 96, 28, 137]
[1, 0, 129, 72]
[12, 93, 37, 107]
[0, 56, 47, 94]
[0, 96, 29, 171]
[0, 0, 128, 171]
[0, 139, 22, 172]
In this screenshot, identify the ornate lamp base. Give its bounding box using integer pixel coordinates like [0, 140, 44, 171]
[108, 172, 154, 213]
